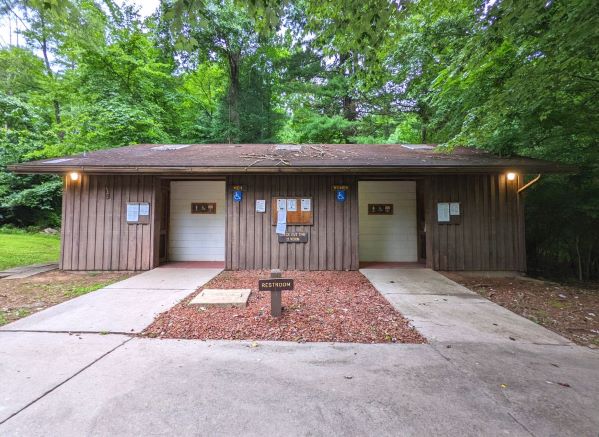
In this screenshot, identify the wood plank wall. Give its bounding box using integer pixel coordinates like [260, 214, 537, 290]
[225, 175, 359, 271]
[60, 174, 158, 271]
[425, 174, 526, 272]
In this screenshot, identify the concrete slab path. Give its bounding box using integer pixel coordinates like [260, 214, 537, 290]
[0, 268, 597, 436]
[361, 268, 572, 345]
[0, 262, 58, 280]
[0, 331, 129, 424]
[0, 267, 221, 334]
[361, 268, 599, 436]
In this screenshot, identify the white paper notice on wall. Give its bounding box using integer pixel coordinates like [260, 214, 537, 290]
[139, 203, 150, 216]
[256, 199, 266, 213]
[301, 198, 311, 211]
[437, 202, 450, 223]
[287, 198, 297, 211]
[277, 198, 287, 211]
[449, 202, 460, 216]
[276, 222, 287, 234]
[127, 203, 140, 222]
[277, 208, 287, 224]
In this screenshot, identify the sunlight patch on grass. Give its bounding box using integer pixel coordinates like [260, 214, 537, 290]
[0, 232, 60, 271]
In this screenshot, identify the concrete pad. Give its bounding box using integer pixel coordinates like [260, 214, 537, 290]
[104, 267, 222, 290]
[0, 339, 530, 436]
[361, 267, 479, 296]
[190, 288, 251, 307]
[434, 341, 599, 437]
[0, 267, 222, 333]
[0, 288, 192, 333]
[0, 332, 128, 423]
[362, 268, 572, 345]
[0, 262, 57, 275]
[1, 263, 58, 280]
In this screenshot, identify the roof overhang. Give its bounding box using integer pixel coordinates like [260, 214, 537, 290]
[7, 164, 575, 175]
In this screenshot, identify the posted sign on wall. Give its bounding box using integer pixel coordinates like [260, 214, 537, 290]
[126, 202, 150, 224]
[437, 202, 461, 224]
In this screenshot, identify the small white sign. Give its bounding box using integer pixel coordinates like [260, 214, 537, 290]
[277, 208, 287, 224]
[301, 198, 311, 211]
[449, 202, 460, 216]
[139, 203, 150, 216]
[256, 199, 266, 213]
[276, 222, 287, 235]
[277, 198, 287, 211]
[287, 198, 297, 211]
[127, 203, 139, 222]
[437, 203, 450, 223]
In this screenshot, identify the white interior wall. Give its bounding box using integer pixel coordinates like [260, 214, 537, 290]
[358, 181, 418, 262]
[168, 180, 226, 261]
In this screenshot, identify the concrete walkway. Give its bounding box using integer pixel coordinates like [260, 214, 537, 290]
[0, 268, 598, 436]
[0, 262, 58, 280]
[360, 268, 572, 345]
[361, 268, 599, 436]
[0, 267, 221, 334]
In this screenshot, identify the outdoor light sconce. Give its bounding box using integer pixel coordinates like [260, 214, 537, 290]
[69, 171, 80, 182]
[506, 172, 517, 181]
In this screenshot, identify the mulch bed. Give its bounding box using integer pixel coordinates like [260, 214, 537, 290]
[143, 270, 426, 344]
[443, 273, 599, 348]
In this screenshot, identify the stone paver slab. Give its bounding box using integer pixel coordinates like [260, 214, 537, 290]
[190, 288, 251, 307]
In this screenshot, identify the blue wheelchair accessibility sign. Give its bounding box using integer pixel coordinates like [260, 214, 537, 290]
[233, 190, 243, 202]
[335, 190, 346, 202]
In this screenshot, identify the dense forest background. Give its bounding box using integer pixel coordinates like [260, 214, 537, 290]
[0, 0, 597, 280]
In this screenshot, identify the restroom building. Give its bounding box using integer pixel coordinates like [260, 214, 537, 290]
[9, 143, 568, 272]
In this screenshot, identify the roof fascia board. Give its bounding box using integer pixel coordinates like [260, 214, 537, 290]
[8, 164, 575, 175]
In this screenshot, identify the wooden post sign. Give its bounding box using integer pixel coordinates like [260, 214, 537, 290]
[259, 270, 294, 317]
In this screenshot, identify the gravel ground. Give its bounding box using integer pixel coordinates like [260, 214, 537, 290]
[143, 270, 426, 344]
[443, 273, 599, 348]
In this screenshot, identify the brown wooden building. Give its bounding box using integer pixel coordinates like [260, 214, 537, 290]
[10, 143, 568, 273]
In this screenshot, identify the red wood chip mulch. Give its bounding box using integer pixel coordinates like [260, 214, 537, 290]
[143, 270, 426, 344]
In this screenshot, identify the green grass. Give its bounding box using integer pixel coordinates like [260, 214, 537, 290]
[63, 282, 114, 298]
[0, 232, 60, 271]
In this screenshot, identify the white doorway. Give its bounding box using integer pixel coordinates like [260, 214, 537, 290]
[358, 181, 418, 262]
[168, 181, 226, 261]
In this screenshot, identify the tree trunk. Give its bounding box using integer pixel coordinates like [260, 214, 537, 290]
[575, 236, 583, 281]
[418, 103, 429, 143]
[584, 243, 593, 281]
[338, 52, 357, 121]
[227, 51, 241, 143]
[39, 12, 63, 137]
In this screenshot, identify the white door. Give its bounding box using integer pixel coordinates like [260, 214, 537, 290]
[358, 181, 418, 262]
[168, 181, 226, 261]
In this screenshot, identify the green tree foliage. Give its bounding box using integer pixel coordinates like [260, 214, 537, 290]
[0, 0, 597, 279]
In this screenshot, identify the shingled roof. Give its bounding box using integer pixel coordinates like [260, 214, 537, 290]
[8, 143, 571, 174]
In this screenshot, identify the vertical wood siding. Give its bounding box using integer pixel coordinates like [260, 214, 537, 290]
[60, 174, 158, 271]
[425, 174, 526, 272]
[225, 175, 359, 271]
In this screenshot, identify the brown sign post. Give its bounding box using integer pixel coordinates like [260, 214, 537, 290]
[258, 270, 294, 317]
